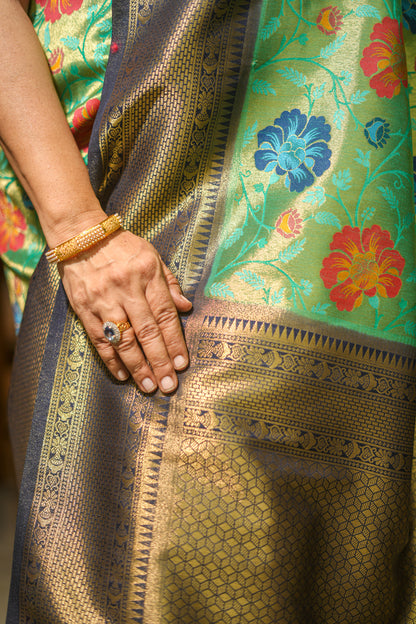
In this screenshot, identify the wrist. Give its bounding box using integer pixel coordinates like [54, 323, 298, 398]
[41, 202, 107, 249]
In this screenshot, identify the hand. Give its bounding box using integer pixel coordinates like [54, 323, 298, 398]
[59, 230, 192, 394]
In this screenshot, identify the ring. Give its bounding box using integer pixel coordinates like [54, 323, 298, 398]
[102, 320, 131, 346]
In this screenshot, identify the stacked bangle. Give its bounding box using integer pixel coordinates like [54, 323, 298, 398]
[45, 213, 123, 264]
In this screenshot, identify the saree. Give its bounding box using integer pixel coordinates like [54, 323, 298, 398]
[6, 0, 416, 622]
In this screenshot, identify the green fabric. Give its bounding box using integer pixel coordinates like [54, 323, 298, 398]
[207, 0, 416, 346]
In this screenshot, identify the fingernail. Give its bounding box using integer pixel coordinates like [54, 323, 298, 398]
[180, 294, 192, 305]
[174, 355, 186, 370]
[161, 376, 176, 393]
[142, 377, 157, 393]
[118, 370, 129, 381]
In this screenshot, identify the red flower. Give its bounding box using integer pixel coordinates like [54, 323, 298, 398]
[275, 208, 303, 238]
[317, 6, 343, 35]
[35, 0, 83, 23]
[48, 47, 64, 74]
[320, 225, 405, 311]
[360, 17, 408, 98]
[0, 192, 26, 254]
[71, 98, 101, 150]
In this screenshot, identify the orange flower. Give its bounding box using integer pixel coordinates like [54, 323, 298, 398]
[320, 225, 404, 311]
[48, 47, 64, 74]
[360, 17, 408, 98]
[0, 192, 26, 254]
[275, 208, 303, 238]
[317, 6, 343, 35]
[71, 98, 101, 150]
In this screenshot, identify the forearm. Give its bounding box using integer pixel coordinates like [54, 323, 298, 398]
[0, 0, 105, 247]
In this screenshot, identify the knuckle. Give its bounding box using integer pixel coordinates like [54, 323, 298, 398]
[114, 330, 137, 352]
[130, 360, 151, 377]
[136, 321, 162, 345]
[154, 306, 178, 327]
[136, 256, 160, 281]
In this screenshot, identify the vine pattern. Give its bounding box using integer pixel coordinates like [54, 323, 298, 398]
[207, 0, 416, 343]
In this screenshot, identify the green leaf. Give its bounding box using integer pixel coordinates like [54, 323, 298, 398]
[87, 4, 99, 18]
[278, 238, 306, 264]
[355, 5, 381, 19]
[235, 269, 265, 291]
[94, 42, 109, 69]
[339, 70, 352, 86]
[354, 148, 370, 168]
[60, 36, 79, 50]
[350, 89, 370, 104]
[351, 89, 370, 104]
[303, 186, 326, 207]
[44, 23, 51, 49]
[311, 303, 331, 315]
[312, 83, 326, 100]
[404, 320, 416, 337]
[320, 33, 347, 59]
[315, 211, 341, 228]
[378, 186, 399, 212]
[271, 287, 285, 305]
[260, 17, 280, 40]
[406, 268, 416, 283]
[252, 79, 276, 96]
[276, 67, 307, 87]
[333, 109, 345, 130]
[96, 19, 112, 36]
[332, 169, 352, 191]
[209, 282, 234, 299]
[300, 279, 313, 296]
[242, 121, 258, 147]
[368, 295, 379, 310]
[223, 227, 244, 249]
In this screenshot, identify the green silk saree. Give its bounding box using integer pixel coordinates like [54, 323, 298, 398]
[7, 1, 416, 622]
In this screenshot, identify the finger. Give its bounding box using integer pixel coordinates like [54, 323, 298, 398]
[81, 314, 132, 383]
[143, 280, 189, 372]
[88, 315, 158, 393]
[126, 298, 181, 392]
[161, 262, 192, 313]
[111, 325, 166, 393]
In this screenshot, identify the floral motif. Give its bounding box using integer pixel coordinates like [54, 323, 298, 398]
[364, 117, 390, 149]
[402, 0, 416, 33]
[316, 6, 343, 35]
[360, 17, 408, 98]
[254, 109, 332, 193]
[35, 0, 83, 23]
[0, 192, 26, 254]
[48, 47, 64, 74]
[320, 225, 405, 311]
[275, 208, 303, 238]
[71, 98, 101, 150]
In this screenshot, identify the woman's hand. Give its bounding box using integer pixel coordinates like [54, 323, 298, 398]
[59, 230, 192, 394]
[0, 2, 192, 395]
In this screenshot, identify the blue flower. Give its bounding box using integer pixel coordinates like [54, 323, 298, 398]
[403, 0, 416, 32]
[254, 109, 332, 193]
[364, 117, 390, 149]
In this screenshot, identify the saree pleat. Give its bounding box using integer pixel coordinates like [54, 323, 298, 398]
[7, 1, 416, 622]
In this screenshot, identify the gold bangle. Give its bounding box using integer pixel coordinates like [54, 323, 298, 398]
[45, 214, 123, 264]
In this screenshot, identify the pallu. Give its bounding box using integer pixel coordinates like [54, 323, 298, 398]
[7, 1, 416, 622]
